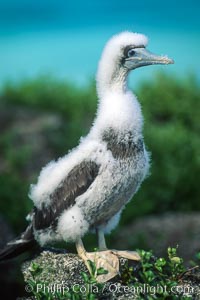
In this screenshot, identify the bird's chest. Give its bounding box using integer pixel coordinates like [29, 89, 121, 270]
[81, 129, 148, 224]
[102, 128, 144, 160]
[110, 141, 148, 203]
[101, 128, 148, 192]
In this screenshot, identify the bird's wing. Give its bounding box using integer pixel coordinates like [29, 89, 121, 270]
[33, 160, 100, 230]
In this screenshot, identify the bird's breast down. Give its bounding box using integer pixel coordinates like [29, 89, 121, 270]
[79, 137, 150, 227]
[30, 133, 149, 245]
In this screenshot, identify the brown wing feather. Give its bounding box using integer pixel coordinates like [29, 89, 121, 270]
[33, 160, 99, 230]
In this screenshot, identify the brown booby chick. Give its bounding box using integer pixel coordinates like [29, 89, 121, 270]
[0, 31, 173, 282]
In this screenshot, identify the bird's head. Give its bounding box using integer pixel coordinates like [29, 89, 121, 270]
[96, 31, 174, 96]
[122, 35, 174, 70]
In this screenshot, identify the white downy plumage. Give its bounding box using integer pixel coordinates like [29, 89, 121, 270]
[30, 32, 148, 208]
[28, 31, 173, 247]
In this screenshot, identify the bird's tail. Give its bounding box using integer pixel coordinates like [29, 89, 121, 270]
[0, 224, 36, 261]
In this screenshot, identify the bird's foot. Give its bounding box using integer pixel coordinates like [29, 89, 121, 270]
[81, 249, 140, 282]
[82, 250, 119, 282]
[76, 239, 140, 282]
[109, 249, 141, 261]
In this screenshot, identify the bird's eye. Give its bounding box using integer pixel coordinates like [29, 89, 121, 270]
[127, 49, 136, 57]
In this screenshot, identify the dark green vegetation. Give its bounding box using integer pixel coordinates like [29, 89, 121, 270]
[25, 248, 200, 299]
[0, 73, 199, 235]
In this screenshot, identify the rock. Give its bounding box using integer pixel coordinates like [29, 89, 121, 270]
[21, 250, 139, 300]
[21, 250, 200, 300]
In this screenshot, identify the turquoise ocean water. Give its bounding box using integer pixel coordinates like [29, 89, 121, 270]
[0, 0, 200, 88]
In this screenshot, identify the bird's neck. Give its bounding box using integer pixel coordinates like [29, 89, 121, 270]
[91, 84, 143, 139]
[93, 62, 143, 135]
[96, 64, 129, 97]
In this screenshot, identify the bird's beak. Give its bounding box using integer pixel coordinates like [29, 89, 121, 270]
[125, 48, 174, 69]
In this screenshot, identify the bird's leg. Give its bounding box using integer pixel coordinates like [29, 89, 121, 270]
[97, 229, 141, 260]
[96, 229, 141, 278]
[76, 238, 93, 275]
[97, 229, 107, 250]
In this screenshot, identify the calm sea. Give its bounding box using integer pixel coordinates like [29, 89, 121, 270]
[0, 0, 200, 88]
